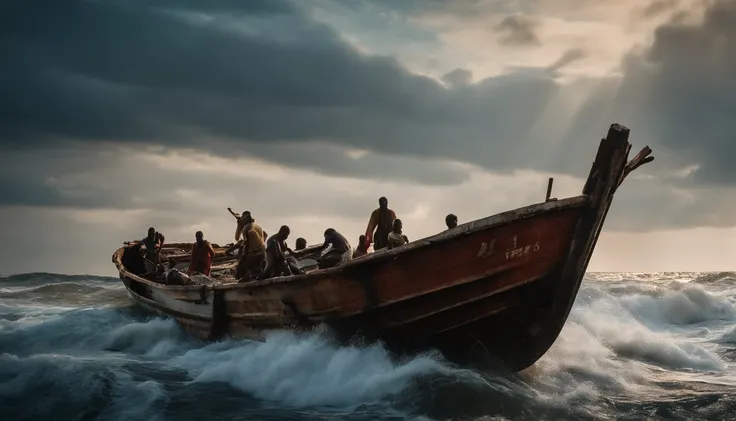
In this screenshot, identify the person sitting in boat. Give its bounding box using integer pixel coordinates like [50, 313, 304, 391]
[188, 230, 216, 276]
[387, 219, 409, 250]
[235, 212, 267, 282]
[317, 228, 353, 268]
[141, 227, 166, 274]
[353, 235, 369, 258]
[295, 237, 308, 251]
[365, 196, 396, 252]
[445, 213, 458, 230]
[260, 225, 294, 279]
[163, 258, 194, 285]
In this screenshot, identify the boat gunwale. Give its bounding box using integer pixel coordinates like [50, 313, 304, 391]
[113, 194, 589, 291]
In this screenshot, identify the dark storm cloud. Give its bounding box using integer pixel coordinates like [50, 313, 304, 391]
[639, 0, 679, 20]
[0, 0, 595, 182]
[2, 0, 736, 222]
[0, 146, 391, 219]
[565, 0, 736, 186]
[494, 14, 542, 46]
[441, 69, 473, 88]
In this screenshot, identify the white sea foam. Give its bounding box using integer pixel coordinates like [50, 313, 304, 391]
[1, 272, 736, 420]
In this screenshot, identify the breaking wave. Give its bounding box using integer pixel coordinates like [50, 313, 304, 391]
[1, 271, 736, 420]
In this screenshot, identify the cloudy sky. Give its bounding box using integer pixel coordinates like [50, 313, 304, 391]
[2, 0, 735, 275]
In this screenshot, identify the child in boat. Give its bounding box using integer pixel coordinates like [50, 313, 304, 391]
[387, 219, 409, 250]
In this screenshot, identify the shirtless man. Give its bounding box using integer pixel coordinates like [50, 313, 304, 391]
[387, 219, 409, 250]
[261, 225, 293, 279]
[318, 228, 353, 268]
[188, 231, 216, 276]
[365, 197, 396, 251]
[235, 212, 267, 282]
[141, 227, 166, 274]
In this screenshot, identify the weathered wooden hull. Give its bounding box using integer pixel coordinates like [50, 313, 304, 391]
[113, 124, 652, 371]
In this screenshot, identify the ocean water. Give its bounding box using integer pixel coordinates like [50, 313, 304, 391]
[1, 272, 736, 421]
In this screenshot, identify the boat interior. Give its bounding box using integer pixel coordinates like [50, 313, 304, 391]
[119, 241, 328, 285]
[118, 195, 592, 288]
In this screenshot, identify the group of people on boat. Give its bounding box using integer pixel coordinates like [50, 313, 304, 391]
[227, 208, 355, 282]
[127, 196, 461, 283]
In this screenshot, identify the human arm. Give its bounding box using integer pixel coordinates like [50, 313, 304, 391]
[389, 210, 397, 226]
[234, 223, 242, 241]
[364, 209, 378, 245]
[206, 241, 216, 257]
[318, 235, 331, 252]
[157, 233, 166, 249]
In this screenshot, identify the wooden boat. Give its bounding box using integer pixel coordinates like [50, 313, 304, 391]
[112, 123, 653, 371]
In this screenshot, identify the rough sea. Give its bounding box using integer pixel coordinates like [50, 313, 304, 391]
[1, 272, 736, 421]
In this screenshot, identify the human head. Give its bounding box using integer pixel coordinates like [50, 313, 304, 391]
[445, 214, 458, 229]
[324, 228, 336, 237]
[278, 225, 290, 239]
[295, 237, 307, 250]
[378, 197, 388, 209]
[195, 230, 204, 243]
[358, 234, 366, 244]
[393, 219, 402, 232]
[242, 211, 253, 223]
[147, 227, 156, 238]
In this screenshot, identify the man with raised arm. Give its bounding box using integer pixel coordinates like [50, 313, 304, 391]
[228, 207, 267, 255]
[234, 211, 267, 281]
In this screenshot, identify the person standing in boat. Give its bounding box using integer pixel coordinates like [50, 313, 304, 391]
[261, 225, 294, 279]
[445, 214, 458, 230]
[188, 231, 216, 276]
[365, 197, 396, 251]
[141, 227, 165, 274]
[317, 228, 353, 268]
[353, 235, 369, 258]
[228, 208, 268, 255]
[235, 212, 267, 281]
[387, 219, 409, 250]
